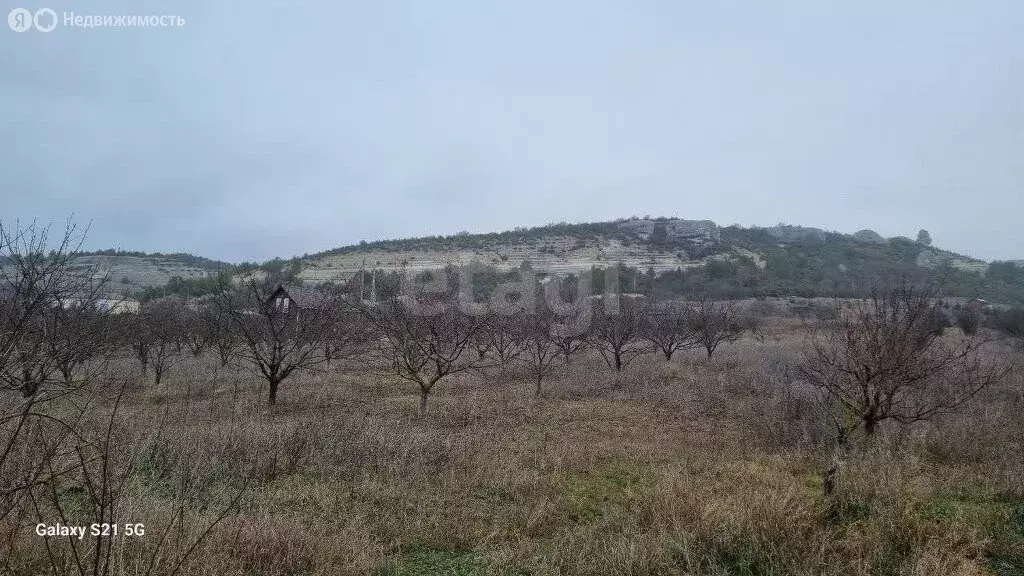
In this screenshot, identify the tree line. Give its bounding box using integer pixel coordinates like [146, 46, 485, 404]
[0, 220, 763, 416]
[4, 222, 1020, 423]
[117, 280, 759, 413]
[4, 222, 1020, 419]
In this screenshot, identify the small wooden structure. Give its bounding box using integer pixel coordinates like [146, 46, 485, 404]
[265, 284, 332, 318]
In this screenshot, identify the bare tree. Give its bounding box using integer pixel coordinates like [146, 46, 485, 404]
[323, 297, 374, 367]
[124, 313, 152, 376]
[364, 295, 493, 415]
[0, 219, 113, 397]
[517, 309, 561, 396]
[214, 281, 337, 405]
[180, 302, 216, 357]
[140, 295, 186, 385]
[796, 284, 1008, 439]
[470, 331, 494, 361]
[123, 300, 181, 383]
[540, 275, 590, 364]
[46, 298, 115, 386]
[690, 298, 745, 359]
[0, 218, 117, 529]
[0, 221, 245, 575]
[208, 303, 242, 367]
[480, 312, 527, 365]
[0, 222, 75, 387]
[553, 333, 587, 364]
[587, 295, 653, 371]
[644, 300, 698, 361]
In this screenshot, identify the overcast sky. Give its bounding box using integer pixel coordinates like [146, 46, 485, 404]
[2, 0, 1021, 263]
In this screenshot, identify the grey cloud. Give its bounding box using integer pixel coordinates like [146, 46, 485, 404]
[0, 0, 1021, 262]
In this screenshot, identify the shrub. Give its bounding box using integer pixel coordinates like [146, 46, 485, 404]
[992, 307, 1024, 345]
[955, 307, 981, 335]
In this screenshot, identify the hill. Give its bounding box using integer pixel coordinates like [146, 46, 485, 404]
[122, 218, 1024, 306]
[67, 250, 232, 295]
[283, 218, 1024, 305]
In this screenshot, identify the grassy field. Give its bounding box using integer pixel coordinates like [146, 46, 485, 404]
[5, 320, 1024, 575]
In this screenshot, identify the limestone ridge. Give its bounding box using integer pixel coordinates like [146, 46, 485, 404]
[77, 217, 1024, 306]
[851, 229, 887, 244]
[293, 218, 997, 287]
[764, 225, 827, 244]
[617, 218, 720, 245]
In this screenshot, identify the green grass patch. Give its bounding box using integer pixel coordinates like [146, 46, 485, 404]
[377, 544, 484, 576]
[559, 458, 652, 524]
[918, 486, 1024, 575]
[54, 484, 94, 525]
[470, 486, 516, 507]
[706, 540, 788, 576]
[666, 534, 790, 576]
[824, 494, 873, 526]
[918, 486, 1014, 533]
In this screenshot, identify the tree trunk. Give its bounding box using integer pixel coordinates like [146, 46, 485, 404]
[663, 349, 673, 361]
[268, 379, 280, 405]
[863, 416, 878, 436]
[535, 373, 543, 397]
[20, 379, 39, 398]
[419, 387, 429, 415]
[822, 441, 848, 496]
[614, 351, 623, 371]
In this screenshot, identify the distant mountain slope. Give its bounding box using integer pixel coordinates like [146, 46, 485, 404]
[69, 250, 232, 294]
[291, 218, 1024, 305]
[116, 218, 1023, 306]
[298, 219, 715, 282]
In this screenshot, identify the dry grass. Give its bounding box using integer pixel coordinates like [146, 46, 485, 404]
[4, 322, 1024, 575]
